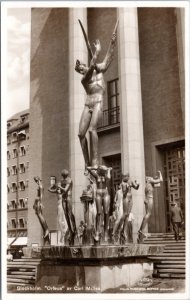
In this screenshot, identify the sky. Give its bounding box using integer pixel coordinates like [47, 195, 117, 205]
[7, 8, 31, 119]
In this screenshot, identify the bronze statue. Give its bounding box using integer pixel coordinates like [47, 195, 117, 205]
[113, 173, 139, 244]
[87, 165, 112, 243]
[76, 20, 118, 173]
[138, 170, 163, 242]
[48, 181, 67, 244]
[58, 169, 77, 245]
[33, 176, 50, 245]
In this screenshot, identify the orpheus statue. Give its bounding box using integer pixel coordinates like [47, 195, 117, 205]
[138, 170, 163, 242]
[33, 176, 50, 245]
[87, 165, 112, 243]
[112, 173, 139, 244]
[76, 20, 118, 173]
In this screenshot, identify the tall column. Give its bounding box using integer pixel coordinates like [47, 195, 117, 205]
[176, 8, 185, 128]
[118, 8, 145, 238]
[69, 8, 88, 226]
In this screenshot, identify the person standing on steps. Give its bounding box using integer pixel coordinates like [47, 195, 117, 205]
[170, 202, 183, 241]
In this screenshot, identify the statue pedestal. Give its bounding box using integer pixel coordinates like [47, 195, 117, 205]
[22, 244, 164, 292]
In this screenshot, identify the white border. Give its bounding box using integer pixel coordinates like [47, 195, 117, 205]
[1, 1, 190, 300]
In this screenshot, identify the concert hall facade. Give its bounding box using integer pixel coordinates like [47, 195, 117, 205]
[27, 7, 185, 246]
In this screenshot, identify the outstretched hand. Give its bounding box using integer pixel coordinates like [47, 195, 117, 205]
[93, 39, 101, 54]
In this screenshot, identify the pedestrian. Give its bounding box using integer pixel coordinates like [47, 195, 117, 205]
[170, 202, 183, 241]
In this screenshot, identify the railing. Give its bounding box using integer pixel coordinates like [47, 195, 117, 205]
[98, 106, 120, 129]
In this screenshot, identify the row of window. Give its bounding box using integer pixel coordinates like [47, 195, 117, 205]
[8, 198, 28, 210]
[7, 130, 28, 144]
[7, 163, 29, 176]
[8, 218, 27, 229]
[7, 146, 28, 159]
[7, 181, 29, 193]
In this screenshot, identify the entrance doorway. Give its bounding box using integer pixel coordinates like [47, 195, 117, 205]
[163, 145, 185, 232]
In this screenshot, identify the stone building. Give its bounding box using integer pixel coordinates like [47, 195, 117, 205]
[28, 7, 185, 246]
[7, 110, 30, 247]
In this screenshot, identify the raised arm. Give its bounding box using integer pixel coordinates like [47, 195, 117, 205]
[149, 171, 163, 184]
[82, 40, 101, 83]
[86, 166, 98, 179]
[132, 180, 140, 190]
[96, 20, 118, 73]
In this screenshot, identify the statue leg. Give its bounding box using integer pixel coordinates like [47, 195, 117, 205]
[95, 192, 102, 241]
[89, 103, 102, 167]
[103, 193, 110, 242]
[139, 198, 153, 233]
[78, 106, 92, 170]
[62, 201, 73, 233]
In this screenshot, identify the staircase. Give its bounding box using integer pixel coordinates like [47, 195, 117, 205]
[7, 257, 41, 290]
[145, 233, 185, 279]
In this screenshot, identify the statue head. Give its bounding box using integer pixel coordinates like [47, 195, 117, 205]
[75, 59, 87, 74]
[61, 169, 69, 178]
[97, 165, 108, 176]
[122, 173, 130, 182]
[34, 176, 41, 183]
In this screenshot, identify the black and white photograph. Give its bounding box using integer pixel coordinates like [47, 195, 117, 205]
[1, 1, 189, 299]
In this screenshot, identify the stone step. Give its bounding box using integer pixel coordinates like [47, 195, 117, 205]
[163, 249, 185, 253]
[157, 273, 185, 279]
[8, 261, 40, 266]
[143, 240, 185, 244]
[7, 264, 37, 269]
[148, 256, 185, 260]
[157, 268, 185, 273]
[14, 258, 41, 262]
[155, 264, 185, 269]
[155, 260, 185, 264]
[7, 278, 35, 284]
[7, 275, 35, 280]
[7, 271, 36, 276]
[7, 282, 33, 286]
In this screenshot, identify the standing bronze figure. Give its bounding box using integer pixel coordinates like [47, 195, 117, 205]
[138, 170, 163, 242]
[48, 181, 67, 244]
[87, 165, 112, 243]
[58, 169, 77, 245]
[76, 20, 118, 173]
[113, 173, 139, 244]
[33, 176, 50, 245]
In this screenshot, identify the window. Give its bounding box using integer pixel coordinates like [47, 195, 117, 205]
[7, 184, 10, 193]
[24, 198, 28, 207]
[19, 181, 25, 191]
[19, 163, 25, 174]
[25, 179, 29, 188]
[7, 151, 10, 160]
[11, 219, 17, 229]
[26, 161, 29, 169]
[107, 78, 120, 125]
[18, 218, 25, 228]
[12, 148, 18, 158]
[20, 146, 26, 156]
[7, 201, 10, 210]
[10, 200, 17, 209]
[7, 167, 10, 177]
[11, 183, 17, 193]
[19, 198, 25, 209]
[12, 132, 18, 142]
[12, 165, 17, 175]
[7, 134, 11, 145]
[7, 121, 12, 128]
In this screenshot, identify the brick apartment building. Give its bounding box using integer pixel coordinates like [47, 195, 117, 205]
[26, 7, 185, 246]
[7, 110, 30, 248]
